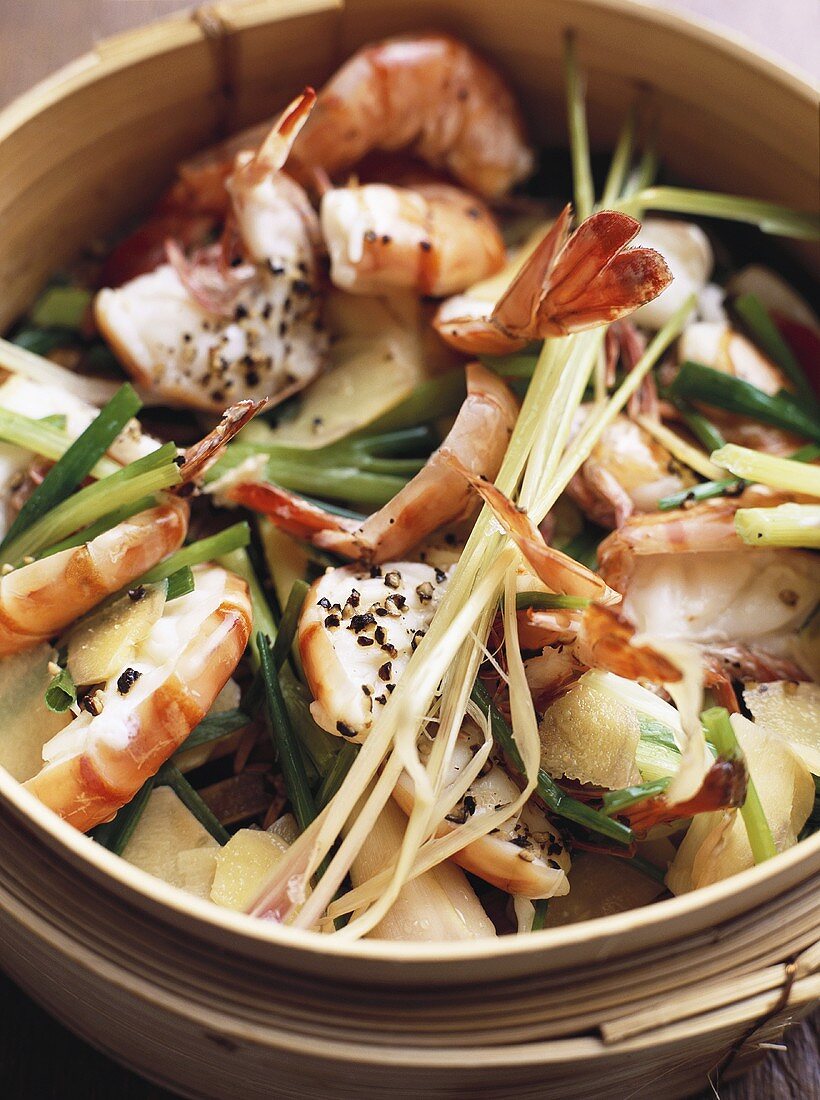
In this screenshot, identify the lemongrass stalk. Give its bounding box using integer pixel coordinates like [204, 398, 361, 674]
[531, 295, 695, 523]
[636, 414, 725, 480]
[622, 187, 820, 240]
[712, 444, 820, 498]
[0, 408, 119, 479]
[564, 32, 595, 221]
[601, 103, 636, 206]
[734, 503, 820, 548]
[0, 335, 121, 405]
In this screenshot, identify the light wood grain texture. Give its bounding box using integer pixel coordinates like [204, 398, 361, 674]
[0, 3, 817, 1099]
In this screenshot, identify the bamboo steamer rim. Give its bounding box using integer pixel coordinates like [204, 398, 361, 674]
[0, 0, 817, 966]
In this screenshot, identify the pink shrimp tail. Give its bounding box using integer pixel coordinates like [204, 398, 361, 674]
[227, 481, 358, 542]
[441, 450, 619, 602]
[491, 207, 672, 340]
[178, 399, 267, 484]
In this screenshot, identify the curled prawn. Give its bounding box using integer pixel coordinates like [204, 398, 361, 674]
[0, 398, 259, 660]
[25, 564, 252, 831]
[0, 497, 188, 659]
[596, 493, 820, 681]
[290, 34, 534, 199]
[434, 206, 673, 355]
[392, 720, 570, 898]
[226, 361, 519, 563]
[321, 181, 506, 296]
[96, 92, 326, 413]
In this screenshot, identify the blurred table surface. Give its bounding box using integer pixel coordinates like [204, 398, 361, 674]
[0, 2, 817, 1098]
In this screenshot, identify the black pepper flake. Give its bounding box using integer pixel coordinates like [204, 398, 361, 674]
[419, 240, 432, 252]
[385, 683, 395, 694]
[380, 643, 397, 658]
[548, 859, 561, 870]
[269, 262, 285, 275]
[384, 570, 401, 589]
[410, 630, 425, 651]
[246, 370, 260, 387]
[510, 835, 529, 849]
[363, 229, 377, 243]
[416, 581, 435, 602]
[182, 332, 192, 343]
[375, 694, 387, 705]
[463, 794, 476, 816]
[378, 661, 392, 682]
[434, 567, 447, 583]
[361, 685, 372, 696]
[261, 302, 273, 320]
[336, 721, 357, 738]
[369, 565, 382, 578]
[318, 596, 332, 610]
[374, 625, 387, 645]
[381, 234, 392, 245]
[117, 667, 142, 696]
[128, 585, 146, 602]
[80, 691, 104, 717]
[374, 606, 388, 617]
[357, 636, 375, 647]
[292, 278, 311, 295]
[349, 611, 376, 633]
[346, 589, 361, 608]
[387, 593, 407, 611]
[234, 304, 249, 321]
[324, 614, 340, 628]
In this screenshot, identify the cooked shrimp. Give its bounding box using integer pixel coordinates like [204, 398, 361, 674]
[96, 92, 326, 413]
[289, 34, 534, 198]
[434, 207, 672, 355]
[227, 361, 519, 562]
[566, 408, 696, 528]
[298, 561, 449, 742]
[597, 497, 820, 681]
[0, 497, 189, 659]
[676, 321, 802, 453]
[25, 564, 252, 831]
[321, 181, 505, 296]
[392, 720, 570, 898]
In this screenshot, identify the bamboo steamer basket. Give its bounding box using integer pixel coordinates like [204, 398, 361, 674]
[0, 1, 817, 1097]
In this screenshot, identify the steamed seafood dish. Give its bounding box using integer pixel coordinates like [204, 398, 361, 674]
[1, 31, 817, 941]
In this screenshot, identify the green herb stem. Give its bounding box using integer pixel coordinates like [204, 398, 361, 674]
[174, 708, 251, 758]
[624, 187, 820, 240]
[670, 361, 820, 444]
[257, 632, 317, 833]
[92, 777, 155, 855]
[515, 591, 591, 611]
[0, 408, 119, 479]
[139, 522, 251, 586]
[701, 706, 777, 864]
[316, 742, 358, 810]
[272, 580, 310, 671]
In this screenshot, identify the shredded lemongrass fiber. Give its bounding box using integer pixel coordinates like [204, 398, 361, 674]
[711, 444, 820, 498]
[563, 32, 594, 221]
[636, 414, 725, 480]
[734, 504, 820, 548]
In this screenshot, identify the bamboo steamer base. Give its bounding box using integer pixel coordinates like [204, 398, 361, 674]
[0, 1, 818, 1097]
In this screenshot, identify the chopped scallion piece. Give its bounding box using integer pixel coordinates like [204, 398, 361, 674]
[602, 777, 670, 816]
[671, 398, 727, 454]
[154, 762, 229, 845]
[701, 706, 777, 864]
[30, 286, 92, 330]
[316, 742, 358, 810]
[45, 660, 77, 713]
[39, 495, 157, 557]
[0, 407, 119, 479]
[257, 632, 317, 832]
[0, 382, 141, 555]
[92, 777, 155, 855]
[531, 898, 549, 931]
[658, 476, 742, 511]
[670, 361, 820, 444]
[515, 591, 591, 611]
[165, 565, 195, 602]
